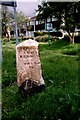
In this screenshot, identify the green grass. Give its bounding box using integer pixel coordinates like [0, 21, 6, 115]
[2, 40, 80, 120]
[2, 42, 17, 87]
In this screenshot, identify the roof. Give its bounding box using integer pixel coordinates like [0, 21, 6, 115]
[30, 16, 36, 21]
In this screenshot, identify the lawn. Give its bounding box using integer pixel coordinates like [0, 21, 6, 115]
[2, 40, 80, 120]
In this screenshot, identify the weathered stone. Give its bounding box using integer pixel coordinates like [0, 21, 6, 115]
[16, 39, 45, 94]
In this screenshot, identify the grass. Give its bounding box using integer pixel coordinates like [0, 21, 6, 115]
[2, 40, 80, 120]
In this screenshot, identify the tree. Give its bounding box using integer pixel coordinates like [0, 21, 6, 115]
[2, 5, 29, 38]
[2, 5, 14, 37]
[16, 11, 29, 29]
[16, 11, 30, 37]
[36, 2, 53, 30]
[36, 2, 80, 44]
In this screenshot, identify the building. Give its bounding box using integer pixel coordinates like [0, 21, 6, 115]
[25, 15, 59, 37]
[9, 15, 61, 38]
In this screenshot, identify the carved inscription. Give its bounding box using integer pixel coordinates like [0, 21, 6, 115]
[18, 47, 39, 66]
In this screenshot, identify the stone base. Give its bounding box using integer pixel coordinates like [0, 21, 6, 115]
[18, 79, 45, 96]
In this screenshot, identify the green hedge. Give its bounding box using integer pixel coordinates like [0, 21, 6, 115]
[35, 35, 58, 42]
[34, 31, 62, 37]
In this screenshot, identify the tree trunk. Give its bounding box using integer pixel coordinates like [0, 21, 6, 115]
[45, 19, 47, 31]
[69, 36, 74, 44]
[68, 32, 75, 44]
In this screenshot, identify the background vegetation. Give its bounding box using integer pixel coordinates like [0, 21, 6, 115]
[36, 2, 80, 44]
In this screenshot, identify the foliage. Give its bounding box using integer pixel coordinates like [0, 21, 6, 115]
[34, 31, 62, 37]
[35, 35, 55, 42]
[16, 11, 29, 29]
[2, 40, 80, 120]
[36, 2, 51, 21]
[36, 2, 80, 43]
[1, 6, 29, 37]
[34, 31, 45, 36]
[2, 6, 14, 36]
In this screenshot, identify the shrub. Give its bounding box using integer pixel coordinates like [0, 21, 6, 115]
[2, 37, 8, 42]
[34, 31, 62, 37]
[35, 35, 55, 42]
[34, 31, 47, 37]
[75, 36, 80, 43]
[41, 35, 49, 42]
[63, 36, 70, 42]
[35, 36, 43, 42]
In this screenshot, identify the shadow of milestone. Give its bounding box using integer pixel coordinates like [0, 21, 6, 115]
[18, 79, 45, 97]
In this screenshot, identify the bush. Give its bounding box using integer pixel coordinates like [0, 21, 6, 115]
[34, 31, 62, 37]
[63, 36, 70, 42]
[35, 36, 43, 42]
[75, 36, 80, 43]
[35, 35, 55, 42]
[2, 37, 8, 42]
[34, 31, 47, 37]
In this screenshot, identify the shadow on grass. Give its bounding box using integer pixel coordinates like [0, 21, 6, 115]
[39, 40, 69, 51]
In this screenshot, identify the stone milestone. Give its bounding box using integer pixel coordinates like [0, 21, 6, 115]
[16, 39, 45, 94]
